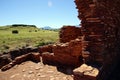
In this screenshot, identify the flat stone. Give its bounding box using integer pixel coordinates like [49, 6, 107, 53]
[21, 62, 25, 65]
[10, 75, 16, 78]
[22, 69, 25, 72]
[28, 71, 34, 74]
[35, 67, 40, 70]
[10, 73, 19, 78]
[73, 64, 99, 80]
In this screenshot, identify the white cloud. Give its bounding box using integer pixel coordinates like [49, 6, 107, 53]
[48, 1, 53, 7]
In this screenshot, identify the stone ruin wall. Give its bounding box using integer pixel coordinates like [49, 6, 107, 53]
[75, 0, 105, 65]
[96, 0, 120, 80]
[75, 0, 120, 80]
[59, 26, 82, 43]
[0, 0, 111, 70]
[0, 47, 38, 69]
[1, 0, 120, 80]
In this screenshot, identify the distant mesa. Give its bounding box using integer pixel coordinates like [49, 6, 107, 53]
[41, 26, 53, 30]
[11, 24, 37, 28]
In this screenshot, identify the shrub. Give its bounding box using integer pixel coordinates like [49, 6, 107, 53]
[29, 30, 31, 32]
[35, 41, 54, 47]
[35, 30, 37, 32]
[3, 45, 10, 49]
[12, 30, 19, 34]
[3, 41, 5, 43]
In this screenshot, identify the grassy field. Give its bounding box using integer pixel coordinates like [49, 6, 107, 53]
[0, 25, 59, 53]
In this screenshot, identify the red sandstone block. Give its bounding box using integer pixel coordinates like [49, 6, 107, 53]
[30, 53, 40, 62]
[69, 39, 82, 56]
[39, 45, 53, 53]
[59, 26, 82, 43]
[42, 52, 55, 65]
[73, 64, 99, 80]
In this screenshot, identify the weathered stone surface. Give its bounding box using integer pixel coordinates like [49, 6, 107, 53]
[1, 53, 40, 71]
[75, 0, 120, 80]
[42, 52, 55, 65]
[9, 47, 38, 60]
[30, 53, 40, 62]
[68, 39, 82, 56]
[1, 54, 30, 71]
[1, 1, 120, 80]
[59, 26, 82, 43]
[0, 47, 39, 69]
[0, 54, 12, 69]
[0, 61, 74, 80]
[42, 40, 83, 67]
[13, 54, 31, 64]
[1, 63, 13, 71]
[75, 0, 105, 65]
[96, 0, 120, 80]
[54, 40, 82, 60]
[73, 64, 99, 80]
[39, 44, 53, 53]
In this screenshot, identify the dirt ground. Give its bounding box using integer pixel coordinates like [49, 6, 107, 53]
[0, 60, 74, 80]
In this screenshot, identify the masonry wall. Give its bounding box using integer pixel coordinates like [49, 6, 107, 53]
[75, 0, 120, 80]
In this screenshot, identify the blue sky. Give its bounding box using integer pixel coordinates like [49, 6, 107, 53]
[0, 0, 80, 28]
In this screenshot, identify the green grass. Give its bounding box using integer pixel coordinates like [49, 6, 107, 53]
[0, 26, 59, 53]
